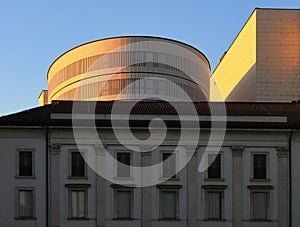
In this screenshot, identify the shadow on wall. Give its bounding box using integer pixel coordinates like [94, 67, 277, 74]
[225, 64, 256, 102]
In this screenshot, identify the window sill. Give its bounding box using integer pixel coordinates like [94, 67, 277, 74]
[113, 218, 135, 221]
[202, 185, 227, 189]
[113, 176, 134, 180]
[204, 178, 225, 182]
[67, 217, 89, 220]
[204, 218, 225, 221]
[68, 176, 88, 180]
[65, 183, 91, 188]
[250, 219, 272, 222]
[15, 217, 36, 220]
[15, 176, 36, 179]
[249, 178, 271, 182]
[159, 218, 180, 221]
[159, 177, 180, 181]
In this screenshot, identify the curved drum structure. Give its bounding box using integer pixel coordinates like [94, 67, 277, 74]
[47, 36, 210, 103]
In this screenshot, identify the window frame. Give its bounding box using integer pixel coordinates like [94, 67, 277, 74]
[16, 149, 35, 179]
[68, 149, 87, 179]
[202, 185, 226, 221]
[157, 185, 182, 221]
[15, 188, 35, 220]
[205, 152, 224, 181]
[112, 185, 134, 220]
[114, 151, 132, 178]
[160, 151, 178, 180]
[248, 186, 273, 221]
[66, 184, 90, 220]
[251, 152, 270, 181]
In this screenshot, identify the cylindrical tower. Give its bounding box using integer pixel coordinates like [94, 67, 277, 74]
[47, 36, 210, 103]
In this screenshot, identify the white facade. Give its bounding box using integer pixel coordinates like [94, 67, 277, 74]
[0, 119, 291, 227]
[0, 128, 47, 227]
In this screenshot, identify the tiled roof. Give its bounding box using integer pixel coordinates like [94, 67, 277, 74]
[0, 100, 299, 129]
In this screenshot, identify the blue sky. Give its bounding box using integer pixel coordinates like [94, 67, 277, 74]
[0, 1, 299, 116]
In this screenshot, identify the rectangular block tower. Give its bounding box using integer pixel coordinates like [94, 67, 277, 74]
[211, 8, 300, 102]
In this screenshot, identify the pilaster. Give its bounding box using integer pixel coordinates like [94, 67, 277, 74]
[277, 146, 289, 227]
[231, 146, 244, 227]
[49, 144, 61, 227]
[187, 146, 197, 227]
[141, 145, 152, 227]
[95, 144, 107, 227]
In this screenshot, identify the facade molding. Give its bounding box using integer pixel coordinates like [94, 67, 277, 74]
[140, 145, 154, 153]
[95, 144, 107, 156]
[49, 144, 61, 155]
[231, 146, 244, 157]
[277, 146, 289, 157]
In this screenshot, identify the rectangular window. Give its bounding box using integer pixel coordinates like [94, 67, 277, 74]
[162, 191, 177, 219]
[203, 185, 226, 221]
[249, 186, 272, 221]
[116, 190, 132, 219]
[207, 154, 221, 179]
[207, 192, 222, 219]
[252, 192, 268, 220]
[66, 184, 90, 219]
[253, 154, 267, 179]
[158, 185, 181, 220]
[162, 152, 176, 179]
[70, 151, 86, 177]
[70, 190, 87, 218]
[112, 185, 134, 220]
[116, 152, 131, 177]
[18, 150, 34, 177]
[65, 184, 91, 219]
[17, 189, 34, 219]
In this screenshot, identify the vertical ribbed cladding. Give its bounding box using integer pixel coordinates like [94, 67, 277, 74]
[47, 36, 210, 103]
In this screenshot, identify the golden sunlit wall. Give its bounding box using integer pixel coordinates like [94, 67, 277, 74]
[211, 8, 300, 102]
[46, 36, 210, 104]
[38, 90, 48, 106]
[255, 9, 300, 101]
[210, 11, 257, 101]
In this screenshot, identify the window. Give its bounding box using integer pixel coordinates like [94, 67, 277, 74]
[116, 152, 131, 177]
[116, 190, 132, 219]
[249, 186, 272, 221]
[252, 154, 268, 180]
[17, 188, 35, 219]
[70, 190, 86, 218]
[158, 185, 181, 220]
[70, 150, 86, 177]
[203, 185, 226, 221]
[17, 150, 34, 177]
[112, 185, 133, 219]
[207, 154, 222, 179]
[207, 192, 222, 219]
[252, 192, 268, 220]
[66, 184, 90, 219]
[162, 152, 176, 179]
[162, 191, 177, 219]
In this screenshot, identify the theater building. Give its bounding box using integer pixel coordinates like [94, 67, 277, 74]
[1, 8, 300, 227]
